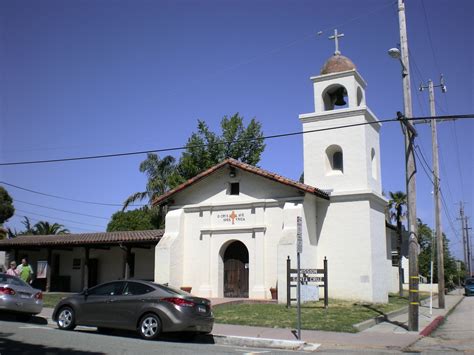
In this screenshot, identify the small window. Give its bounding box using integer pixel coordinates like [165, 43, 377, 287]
[123, 282, 155, 296]
[230, 182, 240, 195]
[333, 151, 343, 171]
[88, 281, 125, 296]
[72, 258, 81, 270]
[325, 145, 344, 174]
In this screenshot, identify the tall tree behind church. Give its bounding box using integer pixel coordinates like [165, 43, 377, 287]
[122, 114, 265, 226]
[388, 191, 407, 296]
[177, 113, 265, 180]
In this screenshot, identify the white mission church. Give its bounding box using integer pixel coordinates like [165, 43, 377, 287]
[153, 35, 395, 304]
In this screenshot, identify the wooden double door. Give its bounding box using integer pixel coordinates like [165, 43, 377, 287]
[223, 241, 249, 298]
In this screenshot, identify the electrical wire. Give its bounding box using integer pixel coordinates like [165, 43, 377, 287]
[0, 181, 144, 207]
[1, 114, 473, 167]
[10, 214, 100, 233]
[14, 209, 107, 228]
[13, 199, 110, 220]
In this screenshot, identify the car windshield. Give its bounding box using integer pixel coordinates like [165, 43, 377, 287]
[0, 274, 30, 288]
[466, 279, 474, 285]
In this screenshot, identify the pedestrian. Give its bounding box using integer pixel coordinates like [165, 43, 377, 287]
[5, 261, 19, 277]
[17, 258, 34, 284]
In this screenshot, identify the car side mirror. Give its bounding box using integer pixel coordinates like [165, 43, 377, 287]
[83, 288, 89, 297]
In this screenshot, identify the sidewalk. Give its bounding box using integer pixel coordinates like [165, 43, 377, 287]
[38, 290, 465, 352]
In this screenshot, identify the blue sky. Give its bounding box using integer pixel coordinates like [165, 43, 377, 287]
[1, 0, 472, 260]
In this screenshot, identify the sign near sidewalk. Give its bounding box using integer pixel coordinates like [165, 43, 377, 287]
[296, 216, 303, 253]
[286, 256, 328, 309]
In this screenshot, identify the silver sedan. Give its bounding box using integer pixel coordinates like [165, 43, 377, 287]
[0, 274, 43, 315]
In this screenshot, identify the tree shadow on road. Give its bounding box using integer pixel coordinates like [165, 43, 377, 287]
[75, 328, 216, 345]
[0, 332, 104, 354]
[362, 304, 409, 330]
[0, 312, 47, 325]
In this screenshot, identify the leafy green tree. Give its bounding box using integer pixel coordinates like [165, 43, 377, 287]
[8, 217, 69, 236]
[107, 207, 160, 232]
[123, 154, 178, 210]
[177, 113, 265, 180]
[123, 114, 265, 227]
[388, 191, 407, 296]
[0, 186, 15, 225]
[33, 221, 69, 235]
[417, 218, 460, 290]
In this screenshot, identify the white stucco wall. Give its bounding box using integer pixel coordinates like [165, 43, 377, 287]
[154, 167, 317, 300]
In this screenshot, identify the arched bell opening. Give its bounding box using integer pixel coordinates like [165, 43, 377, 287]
[322, 84, 349, 111]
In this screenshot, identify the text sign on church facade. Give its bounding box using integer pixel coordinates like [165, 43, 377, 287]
[212, 209, 253, 227]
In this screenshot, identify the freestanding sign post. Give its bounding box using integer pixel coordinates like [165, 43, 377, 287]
[296, 216, 303, 340]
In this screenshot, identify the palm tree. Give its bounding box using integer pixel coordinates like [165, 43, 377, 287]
[123, 154, 180, 228]
[388, 191, 407, 296]
[33, 221, 69, 235]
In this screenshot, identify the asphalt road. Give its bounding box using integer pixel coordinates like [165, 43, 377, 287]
[0, 314, 307, 355]
[409, 295, 474, 353]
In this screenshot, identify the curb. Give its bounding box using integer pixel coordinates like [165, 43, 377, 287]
[418, 295, 464, 337]
[354, 306, 409, 331]
[354, 295, 438, 332]
[212, 334, 320, 351]
[419, 316, 443, 337]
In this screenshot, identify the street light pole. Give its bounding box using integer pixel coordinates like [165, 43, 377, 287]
[395, 0, 419, 331]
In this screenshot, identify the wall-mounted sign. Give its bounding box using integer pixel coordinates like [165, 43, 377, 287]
[36, 261, 48, 279]
[216, 211, 246, 225]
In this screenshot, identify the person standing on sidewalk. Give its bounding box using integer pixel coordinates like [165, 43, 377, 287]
[17, 258, 34, 284]
[5, 261, 19, 276]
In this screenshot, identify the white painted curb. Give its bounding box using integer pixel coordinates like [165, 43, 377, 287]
[213, 334, 321, 351]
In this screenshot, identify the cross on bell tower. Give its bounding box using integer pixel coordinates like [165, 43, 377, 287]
[329, 29, 344, 55]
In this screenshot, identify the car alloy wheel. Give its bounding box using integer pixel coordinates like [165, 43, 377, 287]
[57, 307, 75, 330]
[139, 314, 161, 340]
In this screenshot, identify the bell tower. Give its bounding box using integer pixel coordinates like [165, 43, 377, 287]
[300, 30, 381, 195]
[300, 31, 390, 303]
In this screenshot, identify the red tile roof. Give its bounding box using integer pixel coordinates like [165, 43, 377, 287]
[0, 230, 163, 248]
[152, 158, 329, 206]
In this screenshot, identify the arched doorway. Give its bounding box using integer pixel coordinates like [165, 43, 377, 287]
[223, 241, 249, 298]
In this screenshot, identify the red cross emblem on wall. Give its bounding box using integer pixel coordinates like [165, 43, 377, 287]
[229, 211, 237, 225]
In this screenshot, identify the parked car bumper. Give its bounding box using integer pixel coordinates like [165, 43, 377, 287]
[464, 287, 474, 296]
[0, 295, 43, 314]
[164, 314, 214, 333]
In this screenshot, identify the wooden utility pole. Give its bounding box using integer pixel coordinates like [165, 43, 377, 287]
[458, 203, 469, 277]
[397, 0, 419, 331]
[420, 78, 446, 308]
[466, 218, 472, 276]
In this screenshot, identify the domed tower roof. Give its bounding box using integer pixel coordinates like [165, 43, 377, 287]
[320, 29, 356, 75]
[320, 54, 356, 75]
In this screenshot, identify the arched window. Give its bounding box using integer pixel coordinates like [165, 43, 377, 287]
[325, 145, 344, 174]
[371, 148, 377, 179]
[322, 84, 348, 111]
[357, 86, 363, 106]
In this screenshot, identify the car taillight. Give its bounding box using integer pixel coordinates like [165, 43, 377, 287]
[0, 287, 16, 296]
[34, 292, 43, 300]
[162, 297, 195, 307]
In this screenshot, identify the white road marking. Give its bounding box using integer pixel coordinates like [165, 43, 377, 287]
[19, 326, 54, 330]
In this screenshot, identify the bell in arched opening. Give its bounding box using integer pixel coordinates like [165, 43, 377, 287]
[331, 86, 347, 107]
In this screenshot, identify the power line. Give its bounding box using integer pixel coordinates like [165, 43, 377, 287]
[0, 181, 144, 207]
[13, 199, 110, 220]
[14, 209, 107, 229]
[1, 114, 473, 167]
[10, 214, 100, 233]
